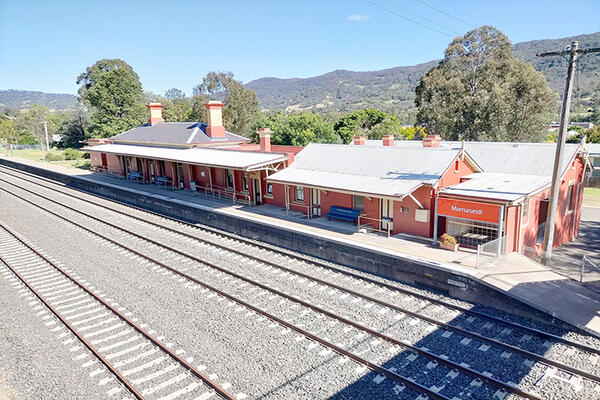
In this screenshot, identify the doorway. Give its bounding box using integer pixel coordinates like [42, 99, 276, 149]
[101, 153, 107, 168]
[381, 199, 393, 231]
[311, 189, 321, 216]
[253, 179, 262, 205]
[149, 160, 155, 182]
[176, 163, 185, 189]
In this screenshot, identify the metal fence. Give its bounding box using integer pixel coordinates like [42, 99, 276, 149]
[2, 144, 43, 151]
[522, 246, 600, 286]
[475, 235, 506, 269]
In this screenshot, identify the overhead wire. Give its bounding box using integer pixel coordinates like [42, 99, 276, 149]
[415, 0, 476, 28]
[363, 0, 454, 38]
[384, 0, 460, 36]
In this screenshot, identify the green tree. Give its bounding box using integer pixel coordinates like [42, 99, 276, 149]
[0, 116, 16, 144]
[334, 109, 400, 143]
[251, 111, 339, 146]
[398, 126, 427, 140]
[56, 109, 89, 149]
[191, 72, 259, 136]
[567, 125, 600, 144]
[77, 59, 146, 138]
[415, 26, 556, 142]
[14, 105, 58, 147]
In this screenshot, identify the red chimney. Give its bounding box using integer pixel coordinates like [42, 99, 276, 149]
[353, 135, 366, 146]
[257, 127, 272, 152]
[382, 135, 395, 146]
[204, 101, 226, 138]
[147, 103, 164, 125]
[423, 134, 441, 148]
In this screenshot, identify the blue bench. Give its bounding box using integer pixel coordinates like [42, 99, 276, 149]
[154, 176, 172, 188]
[325, 206, 361, 224]
[127, 171, 143, 182]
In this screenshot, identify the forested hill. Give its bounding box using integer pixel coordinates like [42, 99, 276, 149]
[246, 31, 600, 114]
[0, 90, 79, 111]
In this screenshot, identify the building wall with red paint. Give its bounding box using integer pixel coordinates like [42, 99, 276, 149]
[106, 154, 122, 175]
[391, 186, 432, 237]
[90, 153, 103, 168]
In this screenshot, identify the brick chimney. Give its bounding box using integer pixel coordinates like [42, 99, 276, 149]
[147, 103, 164, 125]
[204, 101, 226, 138]
[382, 135, 395, 146]
[353, 135, 366, 146]
[423, 134, 441, 148]
[257, 128, 272, 152]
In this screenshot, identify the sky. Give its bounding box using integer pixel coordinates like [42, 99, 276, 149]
[1, 0, 599, 96]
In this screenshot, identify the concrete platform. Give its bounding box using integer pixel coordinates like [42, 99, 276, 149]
[2, 154, 600, 337]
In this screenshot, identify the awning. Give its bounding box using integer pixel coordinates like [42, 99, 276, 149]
[83, 143, 287, 171]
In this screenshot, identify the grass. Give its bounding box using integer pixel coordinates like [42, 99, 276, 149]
[583, 187, 600, 207]
[0, 148, 90, 170]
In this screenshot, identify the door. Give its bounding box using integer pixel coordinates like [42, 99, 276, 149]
[381, 199, 393, 231]
[125, 157, 131, 174]
[177, 163, 184, 189]
[311, 189, 321, 216]
[253, 179, 262, 205]
[101, 153, 107, 168]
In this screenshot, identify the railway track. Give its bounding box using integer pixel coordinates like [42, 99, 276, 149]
[1, 166, 599, 398]
[0, 222, 236, 400]
[0, 172, 591, 399]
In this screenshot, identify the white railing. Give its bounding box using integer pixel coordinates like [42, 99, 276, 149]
[357, 215, 392, 237]
[476, 236, 506, 269]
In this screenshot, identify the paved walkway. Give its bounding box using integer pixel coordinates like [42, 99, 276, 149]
[3, 155, 600, 337]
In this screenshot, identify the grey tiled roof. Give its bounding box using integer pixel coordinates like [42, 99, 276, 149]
[110, 122, 249, 146]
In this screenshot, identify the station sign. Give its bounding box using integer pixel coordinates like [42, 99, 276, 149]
[437, 197, 501, 224]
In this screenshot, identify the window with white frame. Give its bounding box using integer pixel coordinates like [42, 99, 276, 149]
[565, 183, 575, 214]
[267, 182, 273, 195]
[226, 169, 234, 189]
[521, 197, 530, 225]
[295, 186, 304, 202]
[353, 195, 364, 211]
[242, 174, 248, 191]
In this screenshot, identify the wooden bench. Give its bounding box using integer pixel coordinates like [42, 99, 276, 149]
[325, 206, 361, 224]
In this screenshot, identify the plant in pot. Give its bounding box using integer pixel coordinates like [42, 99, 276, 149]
[440, 233, 459, 252]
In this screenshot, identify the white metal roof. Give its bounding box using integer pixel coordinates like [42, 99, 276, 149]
[82, 143, 287, 170]
[440, 172, 551, 202]
[587, 143, 600, 157]
[267, 143, 464, 198]
[353, 140, 582, 178]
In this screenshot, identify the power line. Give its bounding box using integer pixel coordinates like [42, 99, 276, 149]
[415, 0, 476, 28]
[385, 0, 460, 36]
[363, 0, 454, 37]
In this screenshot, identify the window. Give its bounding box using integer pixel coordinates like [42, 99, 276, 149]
[353, 195, 364, 211]
[521, 198, 530, 225]
[226, 169, 234, 189]
[565, 184, 575, 214]
[454, 160, 460, 173]
[242, 174, 249, 191]
[295, 186, 304, 202]
[404, 207, 409, 215]
[267, 182, 273, 195]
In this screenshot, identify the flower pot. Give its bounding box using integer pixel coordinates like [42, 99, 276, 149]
[440, 242, 459, 252]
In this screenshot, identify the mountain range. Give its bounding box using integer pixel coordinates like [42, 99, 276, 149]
[245, 31, 600, 115]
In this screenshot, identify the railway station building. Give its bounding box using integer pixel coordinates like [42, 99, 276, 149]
[85, 103, 591, 255]
[85, 102, 301, 206]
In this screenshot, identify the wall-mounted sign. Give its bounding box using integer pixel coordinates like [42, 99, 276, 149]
[437, 198, 501, 224]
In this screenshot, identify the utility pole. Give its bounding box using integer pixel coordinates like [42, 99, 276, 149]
[537, 41, 600, 261]
[41, 121, 49, 152]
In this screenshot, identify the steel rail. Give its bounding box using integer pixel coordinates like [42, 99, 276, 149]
[0, 255, 145, 400]
[0, 221, 236, 400]
[0, 186, 452, 400]
[0, 182, 544, 399]
[1, 166, 595, 355]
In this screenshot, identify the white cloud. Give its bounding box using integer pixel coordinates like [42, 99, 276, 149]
[347, 14, 370, 22]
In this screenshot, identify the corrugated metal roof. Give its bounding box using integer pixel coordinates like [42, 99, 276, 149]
[267, 143, 461, 198]
[354, 140, 581, 178]
[587, 143, 600, 157]
[83, 143, 286, 170]
[110, 122, 249, 146]
[440, 172, 551, 202]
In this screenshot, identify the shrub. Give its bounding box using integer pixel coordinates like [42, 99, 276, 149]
[63, 148, 82, 160]
[45, 152, 64, 162]
[440, 233, 457, 246]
